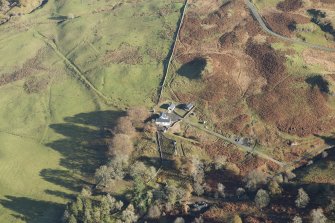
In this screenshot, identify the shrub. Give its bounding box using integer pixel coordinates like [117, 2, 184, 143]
[255, 189, 270, 208]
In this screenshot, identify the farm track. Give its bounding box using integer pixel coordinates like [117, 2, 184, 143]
[245, 0, 335, 52]
[183, 119, 285, 167]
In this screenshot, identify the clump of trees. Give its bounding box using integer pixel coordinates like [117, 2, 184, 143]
[64, 107, 160, 222]
[62, 191, 124, 223]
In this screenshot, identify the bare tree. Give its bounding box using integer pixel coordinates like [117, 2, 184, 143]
[255, 189, 270, 209]
[106, 194, 123, 211]
[174, 217, 185, 223]
[244, 170, 268, 191]
[268, 180, 282, 195]
[144, 122, 157, 134]
[95, 165, 114, 188]
[147, 205, 161, 219]
[127, 106, 149, 124]
[217, 183, 225, 198]
[310, 208, 328, 223]
[236, 187, 246, 199]
[121, 204, 138, 223]
[107, 156, 129, 179]
[108, 134, 134, 158]
[292, 215, 302, 223]
[295, 188, 309, 208]
[213, 155, 227, 170]
[114, 116, 135, 136]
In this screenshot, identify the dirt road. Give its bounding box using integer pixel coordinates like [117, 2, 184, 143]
[183, 119, 285, 167]
[245, 0, 335, 52]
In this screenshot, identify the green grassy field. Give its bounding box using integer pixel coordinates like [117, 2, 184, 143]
[0, 0, 183, 222]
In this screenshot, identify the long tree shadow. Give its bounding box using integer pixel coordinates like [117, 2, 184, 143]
[0, 196, 64, 223]
[0, 110, 124, 223]
[40, 110, 124, 190]
[40, 169, 84, 191]
[45, 110, 124, 176]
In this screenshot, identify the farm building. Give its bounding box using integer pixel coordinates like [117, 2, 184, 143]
[184, 103, 194, 111]
[167, 103, 176, 113]
[155, 112, 172, 127]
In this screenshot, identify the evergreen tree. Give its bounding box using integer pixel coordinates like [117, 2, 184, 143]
[295, 188, 310, 208]
[68, 214, 77, 223]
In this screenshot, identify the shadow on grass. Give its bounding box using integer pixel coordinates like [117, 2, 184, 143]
[1, 110, 124, 223]
[45, 190, 75, 200]
[0, 196, 64, 223]
[45, 110, 124, 175]
[177, 57, 206, 80]
[315, 134, 335, 147]
[40, 169, 84, 191]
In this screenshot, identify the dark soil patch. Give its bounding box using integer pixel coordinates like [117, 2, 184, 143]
[277, 0, 303, 12]
[245, 41, 286, 87]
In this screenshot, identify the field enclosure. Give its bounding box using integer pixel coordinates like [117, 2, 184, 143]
[0, 0, 183, 222]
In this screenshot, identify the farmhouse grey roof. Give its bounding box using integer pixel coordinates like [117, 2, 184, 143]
[155, 112, 172, 126]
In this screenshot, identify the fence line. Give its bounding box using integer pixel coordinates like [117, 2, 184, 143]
[157, 0, 189, 103]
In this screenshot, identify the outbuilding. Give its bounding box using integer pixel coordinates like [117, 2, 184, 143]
[184, 103, 194, 111]
[167, 103, 176, 113]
